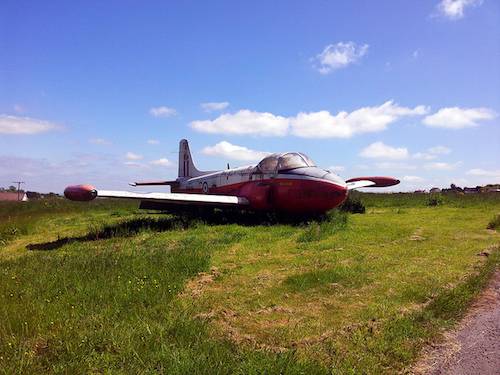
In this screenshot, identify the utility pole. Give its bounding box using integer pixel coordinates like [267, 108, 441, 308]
[12, 181, 25, 201]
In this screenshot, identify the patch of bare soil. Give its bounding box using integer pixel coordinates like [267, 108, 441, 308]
[184, 267, 221, 297]
[412, 269, 500, 375]
[410, 228, 426, 241]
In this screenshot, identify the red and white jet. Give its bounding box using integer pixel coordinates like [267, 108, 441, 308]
[64, 139, 399, 214]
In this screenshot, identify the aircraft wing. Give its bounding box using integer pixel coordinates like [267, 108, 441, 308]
[346, 176, 400, 191]
[64, 185, 248, 208]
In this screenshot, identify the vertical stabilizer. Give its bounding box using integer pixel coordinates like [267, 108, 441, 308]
[178, 139, 206, 178]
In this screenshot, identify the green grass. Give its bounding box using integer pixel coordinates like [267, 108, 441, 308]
[0, 193, 499, 374]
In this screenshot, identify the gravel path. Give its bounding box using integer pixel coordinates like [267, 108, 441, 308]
[414, 269, 500, 375]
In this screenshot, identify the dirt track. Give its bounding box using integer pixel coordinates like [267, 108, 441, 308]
[414, 269, 500, 375]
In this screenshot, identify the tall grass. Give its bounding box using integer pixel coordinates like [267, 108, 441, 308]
[297, 210, 348, 243]
[0, 198, 137, 246]
[352, 191, 500, 208]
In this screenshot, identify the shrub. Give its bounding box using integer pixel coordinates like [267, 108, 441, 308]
[340, 196, 366, 214]
[427, 194, 443, 207]
[487, 214, 500, 231]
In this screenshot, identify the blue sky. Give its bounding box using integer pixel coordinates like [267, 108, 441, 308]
[1, 0, 499, 192]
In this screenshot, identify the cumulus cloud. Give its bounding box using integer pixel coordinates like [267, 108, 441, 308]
[360, 142, 409, 160]
[0, 115, 60, 135]
[191, 110, 289, 137]
[150, 158, 172, 167]
[201, 102, 229, 112]
[202, 141, 270, 162]
[147, 139, 160, 145]
[436, 0, 483, 20]
[149, 106, 176, 118]
[125, 152, 143, 161]
[291, 101, 428, 138]
[423, 107, 495, 129]
[89, 138, 111, 145]
[313, 42, 369, 74]
[466, 169, 500, 179]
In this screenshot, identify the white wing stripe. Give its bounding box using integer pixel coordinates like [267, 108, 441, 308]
[346, 180, 376, 191]
[97, 190, 248, 205]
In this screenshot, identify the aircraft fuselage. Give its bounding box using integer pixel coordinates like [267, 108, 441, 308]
[172, 165, 348, 214]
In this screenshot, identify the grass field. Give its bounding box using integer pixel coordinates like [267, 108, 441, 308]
[1, 193, 499, 374]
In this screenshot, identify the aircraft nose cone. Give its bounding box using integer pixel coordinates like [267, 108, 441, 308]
[64, 184, 97, 201]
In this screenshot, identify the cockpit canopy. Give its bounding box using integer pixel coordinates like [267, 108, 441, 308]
[257, 152, 316, 173]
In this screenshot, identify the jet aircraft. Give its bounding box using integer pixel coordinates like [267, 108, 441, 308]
[64, 139, 400, 214]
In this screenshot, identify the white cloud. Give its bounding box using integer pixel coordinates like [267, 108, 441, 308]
[149, 106, 177, 118]
[201, 102, 229, 112]
[402, 175, 425, 182]
[466, 169, 500, 178]
[290, 101, 428, 138]
[313, 42, 369, 74]
[202, 141, 270, 162]
[191, 110, 289, 137]
[150, 158, 172, 167]
[125, 152, 143, 161]
[328, 165, 345, 173]
[0, 115, 60, 135]
[360, 142, 409, 160]
[436, 0, 483, 20]
[147, 139, 160, 145]
[424, 161, 461, 170]
[423, 107, 495, 129]
[89, 138, 111, 145]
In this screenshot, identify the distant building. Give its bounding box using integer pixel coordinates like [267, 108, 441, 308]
[0, 191, 28, 201]
[429, 187, 441, 193]
[484, 187, 500, 193]
[414, 190, 426, 194]
[26, 191, 42, 199]
[463, 186, 481, 194]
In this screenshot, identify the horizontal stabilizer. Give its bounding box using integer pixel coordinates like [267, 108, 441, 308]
[346, 176, 400, 190]
[346, 180, 376, 190]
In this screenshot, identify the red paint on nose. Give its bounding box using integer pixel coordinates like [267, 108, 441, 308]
[64, 184, 97, 201]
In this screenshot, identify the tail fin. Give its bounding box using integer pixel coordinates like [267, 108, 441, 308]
[178, 139, 206, 178]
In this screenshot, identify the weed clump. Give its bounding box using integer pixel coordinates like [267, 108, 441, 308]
[487, 214, 500, 231]
[297, 210, 348, 243]
[340, 196, 366, 214]
[427, 194, 443, 207]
